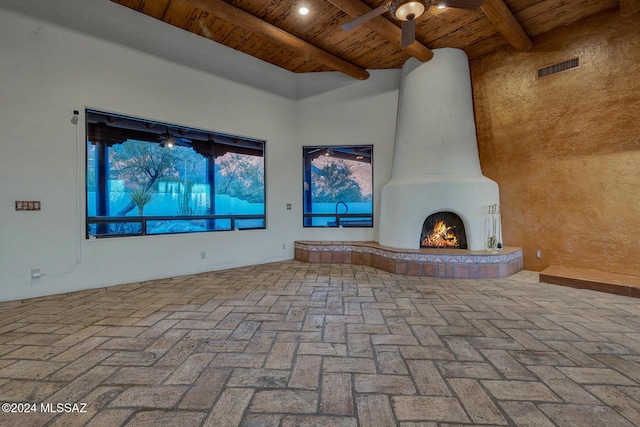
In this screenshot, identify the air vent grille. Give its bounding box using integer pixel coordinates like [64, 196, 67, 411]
[537, 58, 579, 78]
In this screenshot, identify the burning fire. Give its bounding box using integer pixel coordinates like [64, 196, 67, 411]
[422, 220, 459, 248]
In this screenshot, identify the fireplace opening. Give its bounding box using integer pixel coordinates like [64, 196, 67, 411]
[420, 212, 468, 249]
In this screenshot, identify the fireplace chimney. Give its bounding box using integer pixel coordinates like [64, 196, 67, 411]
[379, 48, 500, 251]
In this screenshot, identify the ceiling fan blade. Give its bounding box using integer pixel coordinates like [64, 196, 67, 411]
[342, 3, 389, 31]
[400, 19, 416, 47]
[434, 0, 484, 10]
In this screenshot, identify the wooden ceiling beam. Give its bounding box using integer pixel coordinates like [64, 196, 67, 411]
[620, 0, 640, 16]
[326, 0, 434, 63]
[481, 0, 532, 52]
[183, 0, 370, 80]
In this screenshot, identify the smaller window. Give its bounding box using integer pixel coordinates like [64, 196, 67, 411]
[303, 146, 373, 227]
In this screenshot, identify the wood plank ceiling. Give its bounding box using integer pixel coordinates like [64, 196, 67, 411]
[112, 0, 628, 79]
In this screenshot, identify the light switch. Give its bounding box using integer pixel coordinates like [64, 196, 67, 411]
[16, 201, 41, 211]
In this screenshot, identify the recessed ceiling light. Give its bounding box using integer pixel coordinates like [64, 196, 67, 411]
[299, 6, 309, 15]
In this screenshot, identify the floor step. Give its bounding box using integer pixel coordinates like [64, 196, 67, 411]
[539, 265, 640, 298]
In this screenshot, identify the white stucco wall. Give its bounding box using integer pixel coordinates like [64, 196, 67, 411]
[0, 2, 402, 301]
[295, 70, 401, 242]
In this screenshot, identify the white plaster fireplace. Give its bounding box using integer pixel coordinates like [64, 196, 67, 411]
[379, 48, 500, 251]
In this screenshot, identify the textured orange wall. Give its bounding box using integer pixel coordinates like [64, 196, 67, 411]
[470, 9, 640, 274]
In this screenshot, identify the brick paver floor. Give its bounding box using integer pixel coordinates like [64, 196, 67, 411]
[1, 261, 640, 426]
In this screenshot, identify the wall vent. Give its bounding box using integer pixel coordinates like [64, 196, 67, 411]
[537, 57, 580, 78]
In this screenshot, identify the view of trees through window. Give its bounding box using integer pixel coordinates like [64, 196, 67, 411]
[303, 146, 373, 227]
[86, 110, 265, 237]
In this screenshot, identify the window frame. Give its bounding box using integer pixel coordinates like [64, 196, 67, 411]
[85, 109, 266, 238]
[302, 145, 373, 228]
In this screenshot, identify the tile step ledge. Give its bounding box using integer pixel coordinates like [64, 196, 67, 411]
[539, 265, 640, 298]
[294, 241, 523, 279]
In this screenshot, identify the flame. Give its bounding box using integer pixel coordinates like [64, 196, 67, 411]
[421, 220, 458, 248]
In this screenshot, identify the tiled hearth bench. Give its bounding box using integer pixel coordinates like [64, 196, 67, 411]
[294, 241, 524, 279]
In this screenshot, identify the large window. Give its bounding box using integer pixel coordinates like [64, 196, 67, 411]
[86, 110, 265, 238]
[303, 146, 373, 227]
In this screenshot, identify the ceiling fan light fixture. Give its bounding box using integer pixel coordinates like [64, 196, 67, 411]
[390, 0, 428, 21]
[160, 130, 177, 149]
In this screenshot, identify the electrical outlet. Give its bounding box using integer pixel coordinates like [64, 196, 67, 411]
[31, 268, 41, 278]
[201, 251, 206, 259]
[282, 243, 286, 250]
[536, 250, 542, 259]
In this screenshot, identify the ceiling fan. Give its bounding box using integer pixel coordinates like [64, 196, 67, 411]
[343, 0, 484, 48]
